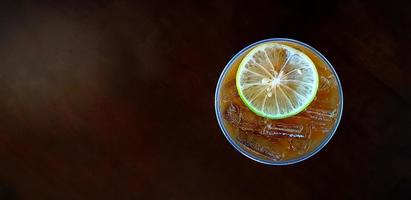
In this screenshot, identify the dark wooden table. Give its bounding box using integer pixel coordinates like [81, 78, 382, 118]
[0, 0, 410, 199]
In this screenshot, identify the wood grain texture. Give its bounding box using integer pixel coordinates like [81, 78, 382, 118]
[0, 0, 410, 199]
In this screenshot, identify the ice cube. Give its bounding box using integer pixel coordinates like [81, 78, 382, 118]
[224, 103, 262, 132]
[236, 132, 284, 160]
[287, 133, 312, 155]
[305, 108, 336, 122]
[224, 103, 241, 125]
[259, 117, 312, 155]
[319, 75, 337, 93]
[308, 75, 340, 111]
[221, 81, 240, 103]
[302, 108, 338, 133]
[277, 117, 312, 154]
[260, 122, 307, 139]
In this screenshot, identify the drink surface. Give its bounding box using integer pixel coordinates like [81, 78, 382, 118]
[218, 41, 341, 161]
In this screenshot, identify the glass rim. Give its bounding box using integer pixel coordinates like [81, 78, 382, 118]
[214, 38, 344, 165]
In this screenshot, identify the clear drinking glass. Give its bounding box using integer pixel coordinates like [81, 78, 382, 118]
[214, 38, 343, 165]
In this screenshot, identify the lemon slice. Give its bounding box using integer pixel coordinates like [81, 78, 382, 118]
[236, 43, 319, 119]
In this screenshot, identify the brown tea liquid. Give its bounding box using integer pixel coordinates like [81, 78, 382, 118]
[219, 41, 341, 161]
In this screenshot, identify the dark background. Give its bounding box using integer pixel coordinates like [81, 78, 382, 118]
[0, 0, 410, 199]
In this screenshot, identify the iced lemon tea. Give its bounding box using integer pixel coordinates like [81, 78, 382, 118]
[215, 38, 343, 165]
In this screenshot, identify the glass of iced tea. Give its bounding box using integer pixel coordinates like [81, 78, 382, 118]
[215, 38, 343, 165]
